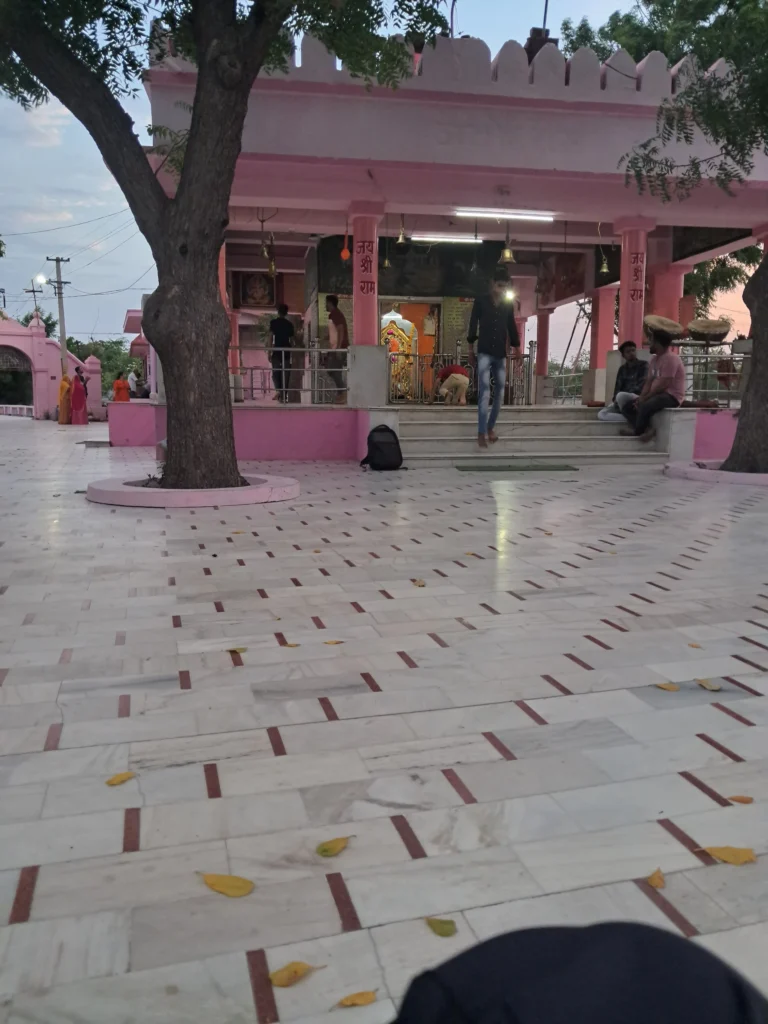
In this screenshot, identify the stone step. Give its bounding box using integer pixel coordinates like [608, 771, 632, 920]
[400, 421, 622, 439]
[403, 450, 669, 468]
[400, 436, 655, 455]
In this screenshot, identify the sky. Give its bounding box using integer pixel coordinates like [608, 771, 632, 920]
[2, 0, 744, 360]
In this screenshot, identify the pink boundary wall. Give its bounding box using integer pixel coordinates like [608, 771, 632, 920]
[108, 404, 370, 462]
[693, 409, 739, 462]
[0, 313, 103, 421]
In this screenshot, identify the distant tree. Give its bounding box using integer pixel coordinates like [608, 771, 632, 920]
[67, 338, 138, 395]
[19, 309, 58, 337]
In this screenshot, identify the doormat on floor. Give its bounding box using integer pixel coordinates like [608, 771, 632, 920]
[80, 440, 111, 448]
[456, 463, 578, 472]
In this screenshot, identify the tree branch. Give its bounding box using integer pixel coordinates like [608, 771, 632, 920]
[5, 21, 168, 257]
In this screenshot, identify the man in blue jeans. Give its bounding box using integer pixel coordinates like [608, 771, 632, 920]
[468, 269, 522, 448]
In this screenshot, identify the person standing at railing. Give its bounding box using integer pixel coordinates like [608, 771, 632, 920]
[468, 269, 521, 449]
[326, 294, 349, 405]
[270, 303, 295, 404]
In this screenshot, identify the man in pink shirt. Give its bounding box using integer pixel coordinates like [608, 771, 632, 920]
[621, 317, 686, 442]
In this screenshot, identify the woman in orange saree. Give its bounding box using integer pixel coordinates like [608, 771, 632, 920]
[57, 374, 72, 424]
[112, 372, 130, 402]
[70, 372, 88, 425]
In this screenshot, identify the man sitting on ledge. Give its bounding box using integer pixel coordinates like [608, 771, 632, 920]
[621, 315, 685, 444]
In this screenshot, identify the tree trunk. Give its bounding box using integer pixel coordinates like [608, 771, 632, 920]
[143, 266, 242, 490]
[720, 255, 768, 473]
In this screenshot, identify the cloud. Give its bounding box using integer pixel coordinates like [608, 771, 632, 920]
[25, 100, 72, 148]
[18, 209, 75, 225]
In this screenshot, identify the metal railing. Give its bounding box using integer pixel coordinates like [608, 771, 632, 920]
[233, 348, 347, 405]
[549, 372, 584, 405]
[681, 351, 745, 407]
[387, 351, 532, 405]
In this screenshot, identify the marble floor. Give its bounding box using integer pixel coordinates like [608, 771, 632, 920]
[2, 416, 768, 1021]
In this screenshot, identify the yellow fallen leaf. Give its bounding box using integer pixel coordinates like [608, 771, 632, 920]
[229, 647, 247, 654]
[338, 992, 377, 1008]
[646, 868, 665, 889]
[544, 532, 553, 536]
[313, 550, 322, 553]
[105, 771, 136, 787]
[703, 846, 756, 866]
[269, 962, 324, 988]
[426, 917, 458, 937]
[413, 579, 426, 587]
[316, 836, 352, 858]
[285, 643, 300, 648]
[729, 795, 754, 805]
[324, 640, 344, 645]
[696, 678, 722, 691]
[464, 552, 475, 556]
[689, 643, 702, 649]
[200, 873, 254, 898]
[232, 531, 244, 534]
[655, 682, 680, 691]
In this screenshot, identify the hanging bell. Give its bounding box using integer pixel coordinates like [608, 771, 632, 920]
[501, 246, 515, 264]
[383, 255, 392, 269]
[600, 252, 609, 276]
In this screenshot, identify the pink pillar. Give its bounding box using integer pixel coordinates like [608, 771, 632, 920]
[589, 287, 618, 369]
[83, 356, 102, 419]
[616, 219, 652, 346]
[351, 210, 380, 345]
[535, 311, 551, 376]
[650, 264, 688, 322]
[515, 317, 527, 349]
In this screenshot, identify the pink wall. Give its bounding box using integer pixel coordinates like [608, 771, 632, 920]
[109, 404, 369, 462]
[0, 314, 103, 420]
[693, 409, 739, 461]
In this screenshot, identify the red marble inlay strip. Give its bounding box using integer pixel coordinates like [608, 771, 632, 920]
[0, 587, 7, 596]
[380, 590, 394, 600]
[456, 617, 477, 631]
[743, 635, 768, 652]
[391, 814, 428, 859]
[657, 817, 715, 865]
[204, 568, 212, 576]
[747, 619, 768, 631]
[507, 591, 526, 601]
[237, 559, 245, 567]
[722, 676, 763, 696]
[601, 619, 629, 632]
[428, 633, 449, 648]
[647, 582, 670, 592]
[0, 668, 8, 687]
[712, 702, 755, 727]
[204, 763, 222, 799]
[257, 588, 268, 599]
[442, 767, 478, 804]
[616, 605, 641, 617]
[214, 601, 224, 613]
[697, 732, 744, 762]
[515, 700, 547, 725]
[268, 726, 286, 756]
[361, 672, 381, 692]
[351, 602, 365, 613]
[564, 653, 593, 670]
[80, 599, 91, 611]
[172, 615, 182, 628]
[319, 568, 331, 577]
[266, 551, 275, 559]
[58, 649, 72, 665]
[547, 570, 565, 579]
[179, 669, 192, 688]
[584, 635, 612, 651]
[275, 633, 288, 647]
[397, 651, 418, 668]
[679, 770, 731, 807]
[117, 695, 131, 718]
[44, 724, 62, 752]
[525, 580, 545, 590]
[480, 603, 500, 615]
[8, 865, 39, 925]
[483, 731, 516, 760]
[657, 572, 680, 580]
[123, 808, 141, 853]
[246, 949, 279, 1024]
[326, 872, 362, 931]
[630, 593, 654, 605]
[291, 578, 302, 587]
[312, 616, 326, 630]
[22, 613, 34, 626]
[434, 569, 448, 578]
[319, 696, 339, 721]
[633, 878, 699, 938]
[542, 674, 572, 695]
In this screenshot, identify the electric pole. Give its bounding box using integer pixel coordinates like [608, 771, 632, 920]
[24, 278, 45, 306]
[47, 257, 71, 375]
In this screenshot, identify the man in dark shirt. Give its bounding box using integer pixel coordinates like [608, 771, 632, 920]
[598, 340, 648, 421]
[270, 304, 294, 403]
[325, 294, 349, 404]
[468, 270, 521, 448]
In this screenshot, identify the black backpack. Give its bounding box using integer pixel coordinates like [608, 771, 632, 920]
[361, 424, 403, 471]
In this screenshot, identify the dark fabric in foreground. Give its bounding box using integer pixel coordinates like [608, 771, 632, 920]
[394, 923, 768, 1024]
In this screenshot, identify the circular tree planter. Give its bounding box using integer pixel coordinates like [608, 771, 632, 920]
[665, 461, 768, 486]
[86, 474, 300, 508]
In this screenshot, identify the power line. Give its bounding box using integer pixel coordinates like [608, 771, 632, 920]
[73, 230, 141, 272]
[1, 208, 129, 238]
[66, 216, 137, 261]
[67, 265, 156, 297]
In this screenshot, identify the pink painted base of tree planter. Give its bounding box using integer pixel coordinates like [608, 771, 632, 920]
[664, 461, 768, 486]
[86, 474, 300, 508]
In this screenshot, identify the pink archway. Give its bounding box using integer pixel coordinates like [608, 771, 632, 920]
[0, 312, 103, 421]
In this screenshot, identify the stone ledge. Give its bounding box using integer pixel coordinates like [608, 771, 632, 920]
[86, 474, 300, 508]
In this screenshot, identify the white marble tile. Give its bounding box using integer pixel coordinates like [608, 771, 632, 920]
[458, 752, 611, 803]
[525, 690, 651, 724]
[0, 910, 129, 996]
[128, 729, 273, 772]
[7, 951, 258, 1024]
[694, 757, 768, 802]
[32, 841, 229, 920]
[131, 876, 342, 971]
[279, 716, 415, 756]
[0, 871, 18, 925]
[401, 703, 536, 739]
[0, 810, 124, 870]
[218, 750, 370, 797]
[140, 790, 308, 849]
[0, 744, 129, 787]
[610, 705, 736, 743]
[493, 718, 634, 760]
[0, 784, 46, 825]
[59, 714, 199, 749]
[696, 922, 768, 996]
[465, 880, 675, 941]
[331, 688, 452, 719]
[370, 914, 476, 1002]
[582, 735, 732, 782]
[301, 771, 462, 825]
[672, 802, 768, 855]
[512, 821, 701, 893]
[359, 735, 501, 774]
[345, 847, 542, 927]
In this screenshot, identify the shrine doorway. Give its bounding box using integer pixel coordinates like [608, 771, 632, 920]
[0, 346, 33, 407]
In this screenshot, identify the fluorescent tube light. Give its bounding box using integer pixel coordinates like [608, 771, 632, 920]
[454, 209, 555, 222]
[411, 234, 484, 244]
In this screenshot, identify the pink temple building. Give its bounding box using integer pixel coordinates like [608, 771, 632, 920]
[109, 34, 768, 464]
